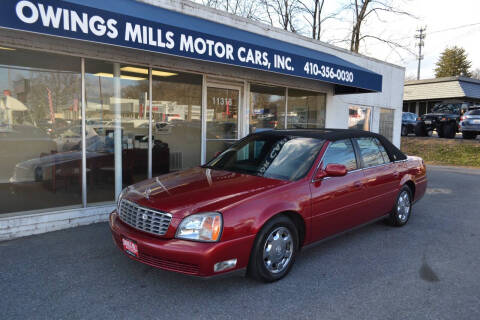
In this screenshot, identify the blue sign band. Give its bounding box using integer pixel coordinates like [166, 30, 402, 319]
[0, 0, 382, 92]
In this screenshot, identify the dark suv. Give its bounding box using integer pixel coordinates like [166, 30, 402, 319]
[415, 103, 470, 139]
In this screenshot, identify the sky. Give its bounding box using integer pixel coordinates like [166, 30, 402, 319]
[318, 0, 480, 80]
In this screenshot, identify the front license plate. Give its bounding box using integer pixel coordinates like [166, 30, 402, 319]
[424, 120, 432, 124]
[122, 238, 139, 257]
[472, 119, 480, 124]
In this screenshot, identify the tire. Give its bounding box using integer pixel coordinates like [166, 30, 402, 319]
[386, 186, 412, 227]
[415, 123, 427, 136]
[462, 131, 477, 139]
[401, 125, 408, 136]
[437, 127, 444, 138]
[442, 122, 456, 139]
[248, 215, 299, 282]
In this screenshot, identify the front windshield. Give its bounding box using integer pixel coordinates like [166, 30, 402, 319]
[205, 135, 324, 181]
[432, 103, 459, 114]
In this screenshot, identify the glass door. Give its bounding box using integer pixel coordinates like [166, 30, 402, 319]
[205, 86, 240, 162]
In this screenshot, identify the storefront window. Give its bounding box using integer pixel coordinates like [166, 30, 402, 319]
[250, 84, 285, 132]
[0, 48, 81, 214]
[379, 108, 395, 141]
[348, 106, 371, 131]
[151, 69, 202, 173]
[85, 60, 149, 204]
[287, 89, 326, 128]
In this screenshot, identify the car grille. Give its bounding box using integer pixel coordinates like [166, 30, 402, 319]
[118, 199, 172, 236]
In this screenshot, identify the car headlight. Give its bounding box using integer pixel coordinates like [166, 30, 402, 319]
[175, 212, 223, 242]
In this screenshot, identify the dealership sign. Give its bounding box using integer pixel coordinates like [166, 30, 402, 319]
[0, 0, 382, 92]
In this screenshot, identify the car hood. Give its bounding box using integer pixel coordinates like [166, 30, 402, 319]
[123, 167, 289, 218]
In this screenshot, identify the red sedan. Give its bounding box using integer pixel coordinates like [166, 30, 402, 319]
[110, 129, 427, 282]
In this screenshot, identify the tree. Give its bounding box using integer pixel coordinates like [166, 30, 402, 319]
[298, 0, 343, 40]
[261, 0, 303, 32]
[470, 68, 480, 80]
[347, 0, 414, 53]
[434, 46, 472, 78]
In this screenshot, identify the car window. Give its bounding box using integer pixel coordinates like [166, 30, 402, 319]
[374, 138, 391, 163]
[207, 135, 324, 181]
[356, 137, 386, 167]
[322, 139, 357, 171]
[467, 109, 480, 115]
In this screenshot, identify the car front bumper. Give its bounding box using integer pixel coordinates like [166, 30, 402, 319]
[109, 210, 255, 277]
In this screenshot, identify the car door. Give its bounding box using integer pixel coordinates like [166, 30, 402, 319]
[309, 139, 368, 241]
[354, 137, 399, 221]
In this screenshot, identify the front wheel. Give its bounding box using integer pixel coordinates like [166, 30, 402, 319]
[386, 186, 412, 227]
[248, 216, 299, 282]
[401, 125, 408, 136]
[442, 122, 456, 139]
[415, 123, 427, 136]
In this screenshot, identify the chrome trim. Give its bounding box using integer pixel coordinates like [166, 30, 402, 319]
[118, 199, 172, 236]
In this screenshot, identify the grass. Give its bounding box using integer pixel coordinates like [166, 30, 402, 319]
[401, 137, 480, 167]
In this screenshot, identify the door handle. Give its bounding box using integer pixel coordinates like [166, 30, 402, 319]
[353, 181, 363, 189]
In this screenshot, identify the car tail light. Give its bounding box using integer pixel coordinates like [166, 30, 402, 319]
[460, 116, 466, 121]
[441, 117, 446, 121]
[417, 117, 421, 121]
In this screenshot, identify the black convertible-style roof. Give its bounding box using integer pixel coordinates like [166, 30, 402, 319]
[254, 128, 407, 161]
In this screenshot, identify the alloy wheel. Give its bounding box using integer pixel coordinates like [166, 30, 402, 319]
[263, 227, 294, 274]
[397, 190, 411, 222]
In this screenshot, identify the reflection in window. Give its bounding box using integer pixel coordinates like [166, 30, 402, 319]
[379, 108, 394, 141]
[356, 137, 386, 167]
[287, 89, 326, 129]
[0, 47, 81, 214]
[250, 84, 285, 132]
[206, 87, 239, 161]
[151, 69, 202, 173]
[322, 139, 357, 171]
[85, 60, 149, 204]
[207, 135, 323, 181]
[348, 106, 371, 131]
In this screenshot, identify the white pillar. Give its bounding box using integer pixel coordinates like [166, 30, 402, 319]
[113, 63, 122, 200]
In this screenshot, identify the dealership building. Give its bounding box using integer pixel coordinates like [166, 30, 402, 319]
[0, 0, 404, 240]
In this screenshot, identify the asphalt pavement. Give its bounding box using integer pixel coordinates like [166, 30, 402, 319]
[1, 165, 480, 320]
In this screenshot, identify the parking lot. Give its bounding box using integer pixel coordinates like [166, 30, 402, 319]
[1, 165, 479, 320]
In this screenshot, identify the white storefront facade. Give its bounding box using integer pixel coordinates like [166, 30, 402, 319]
[0, 0, 404, 240]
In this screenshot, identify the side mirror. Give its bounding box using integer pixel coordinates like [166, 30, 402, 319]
[314, 163, 347, 180]
[213, 151, 222, 158]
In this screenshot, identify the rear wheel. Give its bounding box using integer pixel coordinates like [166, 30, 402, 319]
[386, 186, 412, 227]
[401, 125, 408, 136]
[248, 216, 299, 282]
[442, 122, 456, 139]
[415, 123, 427, 136]
[462, 131, 477, 139]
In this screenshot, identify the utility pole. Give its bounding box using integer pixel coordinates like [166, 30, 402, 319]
[415, 26, 426, 80]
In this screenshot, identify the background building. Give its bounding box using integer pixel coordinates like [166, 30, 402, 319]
[403, 76, 480, 115]
[0, 0, 404, 240]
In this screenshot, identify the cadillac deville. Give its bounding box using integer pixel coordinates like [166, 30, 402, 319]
[110, 129, 427, 282]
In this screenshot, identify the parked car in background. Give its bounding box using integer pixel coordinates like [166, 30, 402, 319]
[415, 103, 477, 139]
[402, 112, 418, 136]
[459, 108, 480, 139]
[110, 129, 427, 282]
